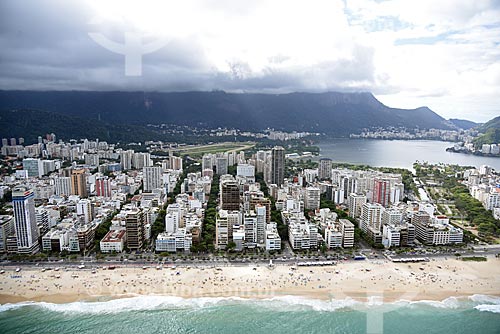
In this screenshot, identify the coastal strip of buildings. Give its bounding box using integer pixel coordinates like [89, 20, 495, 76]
[0, 134, 474, 258]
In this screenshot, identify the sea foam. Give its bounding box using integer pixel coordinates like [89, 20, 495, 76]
[470, 294, 500, 314]
[1, 294, 499, 314]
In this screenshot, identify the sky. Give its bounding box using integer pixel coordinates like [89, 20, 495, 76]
[0, 0, 499, 122]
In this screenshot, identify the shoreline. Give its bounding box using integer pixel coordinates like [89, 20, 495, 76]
[1, 257, 499, 305]
[1, 292, 499, 307]
[445, 147, 500, 158]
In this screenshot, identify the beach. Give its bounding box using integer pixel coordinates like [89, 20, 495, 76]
[1, 256, 499, 304]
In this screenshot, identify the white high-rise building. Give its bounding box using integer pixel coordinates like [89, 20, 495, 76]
[76, 199, 94, 224]
[42, 160, 56, 175]
[265, 223, 281, 251]
[84, 154, 99, 166]
[340, 219, 355, 248]
[360, 202, 383, 233]
[305, 187, 321, 210]
[325, 223, 343, 249]
[169, 156, 183, 171]
[244, 213, 257, 247]
[382, 225, 401, 247]
[12, 186, 39, 254]
[143, 166, 162, 192]
[202, 154, 214, 171]
[216, 156, 228, 175]
[237, 164, 255, 180]
[133, 152, 152, 169]
[165, 203, 183, 233]
[119, 150, 134, 170]
[216, 210, 242, 249]
[484, 192, 500, 210]
[255, 205, 267, 245]
[54, 176, 72, 196]
[348, 193, 367, 218]
[381, 209, 403, 226]
[35, 208, 50, 234]
[288, 217, 318, 250]
[333, 187, 345, 204]
[391, 183, 405, 204]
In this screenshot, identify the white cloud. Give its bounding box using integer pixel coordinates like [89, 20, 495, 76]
[343, 0, 500, 122]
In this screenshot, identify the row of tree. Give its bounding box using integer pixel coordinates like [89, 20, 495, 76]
[191, 174, 219, 253]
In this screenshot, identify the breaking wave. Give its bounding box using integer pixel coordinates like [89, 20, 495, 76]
[1, 294, 499, 314]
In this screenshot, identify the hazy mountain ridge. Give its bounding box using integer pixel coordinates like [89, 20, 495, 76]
[448, 118, 478, 130]
[0, 90, 455, 140]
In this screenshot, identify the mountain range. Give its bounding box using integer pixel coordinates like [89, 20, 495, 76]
[0, 90, 475, 143]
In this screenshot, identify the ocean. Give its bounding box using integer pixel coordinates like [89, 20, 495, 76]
[1, 295, 499, 334]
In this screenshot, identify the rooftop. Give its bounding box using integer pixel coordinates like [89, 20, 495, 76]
[101, 229, 126, 243]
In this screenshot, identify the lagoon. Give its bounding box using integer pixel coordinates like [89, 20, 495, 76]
[318, 139, 500, 171]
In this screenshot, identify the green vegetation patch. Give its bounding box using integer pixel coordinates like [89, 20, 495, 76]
[461, 256, 487, 262]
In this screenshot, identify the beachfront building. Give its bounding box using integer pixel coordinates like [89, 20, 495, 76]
[382, 223, 416, 248]
[382, 224, 401, 247]
[255, 205, 267, 245]
[100, 230, 126, 253]
[155, 228, 192, 252]
[77, 223, 96, 252]
[323, 218, 355, 249]
[125, 208, 145, 250]
[412, 212, 463, 245]
[243, 212, 257, 248]
[360, 202, 383, 233]
[12, 186, 40, 254]
[155, 193, 204, 253]
[215, 210, 241, 250]
[0, 215, 14, 252]
[340, 219, 355, 248]
[324, 222, 343, 248]
[265, 223, 281, 251]
[42, 229, 68, 252]
[288, 214, 318, 250]
[232, 225, 245, 251]
[41, 223, 80, 252]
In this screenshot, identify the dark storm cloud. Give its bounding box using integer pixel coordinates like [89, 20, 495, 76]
[0, 0, 377, 92]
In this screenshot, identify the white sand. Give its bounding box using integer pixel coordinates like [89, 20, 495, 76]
[1, 256, 499, 303]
